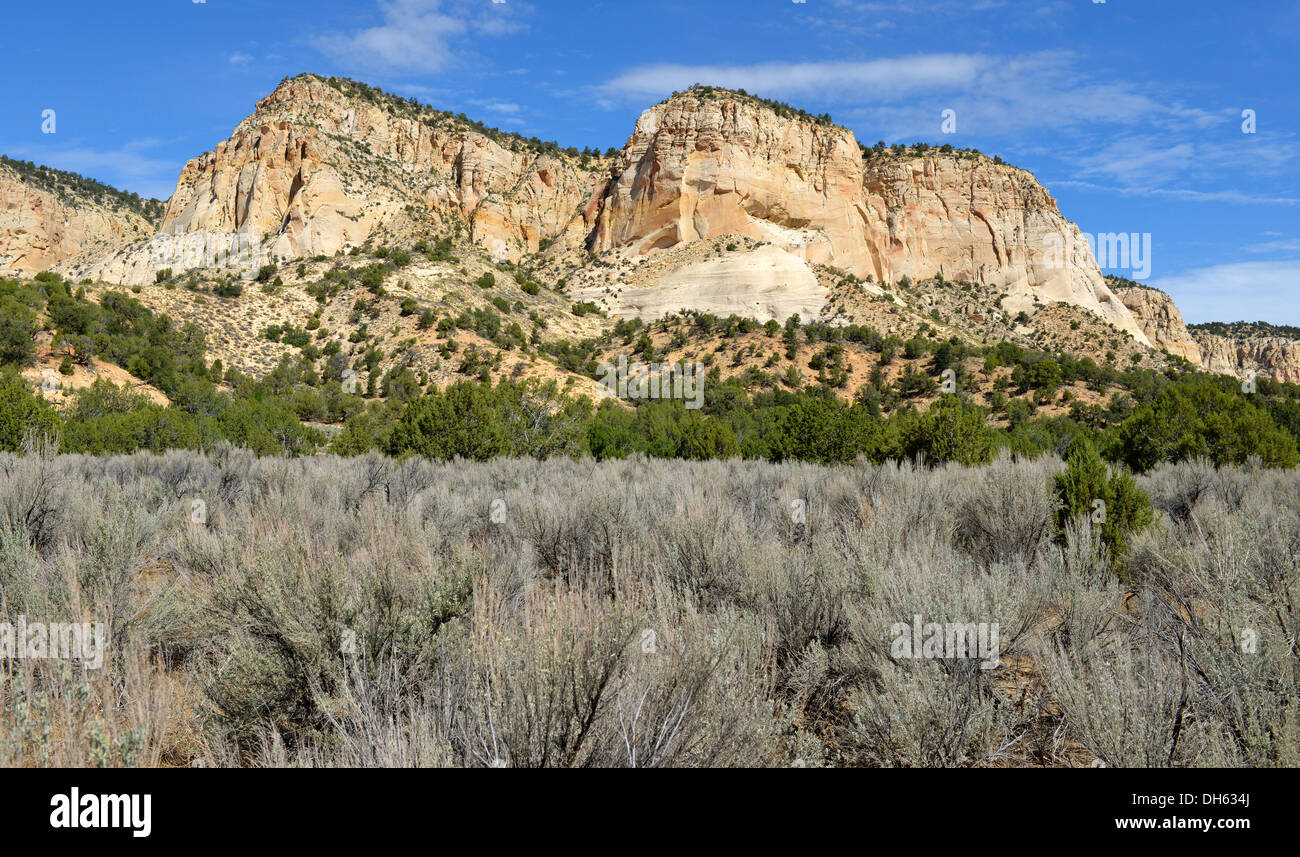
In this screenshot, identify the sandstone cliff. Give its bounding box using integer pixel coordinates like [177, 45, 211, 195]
[0, 159, 156, 276]
[863, 156, 1143, 340]
[1111, 281, 1300, 383]
[1192, 331, 1300, 385]
[573, 89, 1147, 340]
[1111, 283, 1202, 364]
[65, 78, 1146, 340]
[73, 75, 607, 284]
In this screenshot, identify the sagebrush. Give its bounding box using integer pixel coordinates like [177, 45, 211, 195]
[0, 448, 1296, 767]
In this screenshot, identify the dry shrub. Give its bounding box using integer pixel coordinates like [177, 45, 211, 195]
[0, 450, 1295, 767]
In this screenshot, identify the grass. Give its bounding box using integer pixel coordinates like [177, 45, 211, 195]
[0, 446, 1296, 767]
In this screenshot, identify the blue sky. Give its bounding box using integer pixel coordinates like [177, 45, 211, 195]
[3, 0, 1298, 324]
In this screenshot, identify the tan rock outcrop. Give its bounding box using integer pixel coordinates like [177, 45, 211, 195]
[579, 91, 1148, 343]
[1112, 284, 1202, 364]
[1192, 333, 1300, 385]
[73, 75, 607, 283]
[575, 245, 828, 323]
[0, 162, 153, 276]
[1111, 282, 1300, 383]
[63, 78, 1146, 342]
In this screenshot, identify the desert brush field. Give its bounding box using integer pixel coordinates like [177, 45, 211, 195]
[1, 445, 1295, 768]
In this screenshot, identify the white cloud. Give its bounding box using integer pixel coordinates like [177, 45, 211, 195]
[599, 54, 986, 103]
[596, 52, 1219, 137]
[1076, 138, 1199, 186]
[1247, 238, 1300, 254]
[228, 52, 253, 65]
[314, 0, 524, 75]
[1075, 135, 1300, 187]
[473, 101, 521, 114]
[1153, 261, 1300, 325]
[1050, 180, 1300, 207]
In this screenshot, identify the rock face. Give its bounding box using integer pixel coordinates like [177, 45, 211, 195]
[66, 77, 1146, 340]
[73, 75, 607, 283]
[0, 161, 153, 276]
[1112, 284, 1202, 364]
[1111, 282, 1300, 383]
[580, 90, 1148, 342]
[586, 99, 867, 263]
[863, 157, 1144, 341]
[1192, 333, 1300, 385]
[577, 245, 828, 323]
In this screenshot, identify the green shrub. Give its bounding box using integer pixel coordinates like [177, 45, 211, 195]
[214, 280, 244, 298]
[0, 371, 61, 450]
[1112, 377, 1299, 471]
[1054, 436, 1153, 571]
[900, 395, 993, 466]
[0, 296, 38, 362]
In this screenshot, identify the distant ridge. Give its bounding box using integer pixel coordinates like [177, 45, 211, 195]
[0, 153, 165, 225]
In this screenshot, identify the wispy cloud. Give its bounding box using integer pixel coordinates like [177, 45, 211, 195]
[596, 52, 1219, 138]
[1153, 261, 1300, 325]
[1246, 237, 1300, 254]
[1075, 135, 1300, 187]
[470, 100, 521, 115]
[314, 0, 526, 75]
[1052, 180, 1300, 207]
[599, 54, 986, 103]
[228, 52, 253, 65]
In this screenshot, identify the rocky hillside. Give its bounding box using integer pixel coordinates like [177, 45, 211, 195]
[15, 73, 1300, 382]
[53, 76, 1146, 340]
[72, 75, 608, 285]
[1111, 280, 1201, 364]
[1111, 279, 1300, 383]
[568, 87, 1145, 340]
[1191, 330, 1300, 385]
[0, 156, 159, 276]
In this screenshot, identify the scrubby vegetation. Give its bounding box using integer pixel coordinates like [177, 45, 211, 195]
[669, 84, 838, 128]
[3, 265, 1297, 769]
[0, 154, 166, 224]
[0, 449, 1295, 767]
[3, 271, 1299, 473]
[1189, 319, 1300, 341]
[859, 139, 1013, 167]
[1105, 274, 1161, 293]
